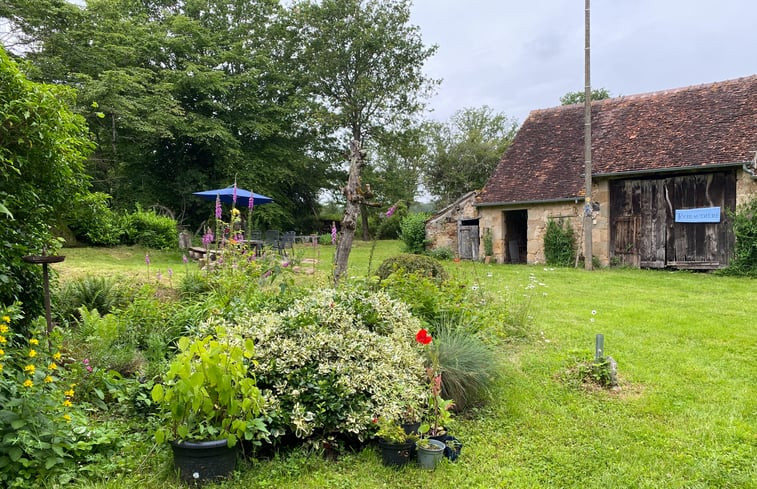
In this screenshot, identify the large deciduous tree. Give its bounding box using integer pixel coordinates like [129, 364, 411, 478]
[423, 106, 518, 206]
[289, 0, 437, 283]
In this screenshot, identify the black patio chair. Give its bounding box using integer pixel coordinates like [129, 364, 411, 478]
[280, 231, 296, 256]
[264, 230, 282, 253]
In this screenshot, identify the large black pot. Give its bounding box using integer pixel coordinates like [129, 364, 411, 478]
[377, 438, 414, 468]
[171, 439, 237, 484]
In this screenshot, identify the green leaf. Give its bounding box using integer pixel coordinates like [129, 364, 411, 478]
[0, 203, 13, 219]
[8, 447, 22, 462]
[45, 456, 63, 469]
[151, 383, 164, 402]
[10, 419, 26, 430]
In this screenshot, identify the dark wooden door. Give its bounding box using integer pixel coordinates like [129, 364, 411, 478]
[458, 224, 479, 260]
[664, 172, 736, 268]
[610, 171, 735, 269]
[610, 179, 666, 268]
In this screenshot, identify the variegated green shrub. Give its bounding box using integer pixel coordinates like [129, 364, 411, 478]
[213, 286, 427, 446]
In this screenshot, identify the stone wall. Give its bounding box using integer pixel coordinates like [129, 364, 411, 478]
[476, 170, 755, 268]
[476, 180, 611, 265]
[736, 167, 757, 206]
[425, 192, 478, 254]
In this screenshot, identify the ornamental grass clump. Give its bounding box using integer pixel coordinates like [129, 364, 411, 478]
[219, 286, 427, 449]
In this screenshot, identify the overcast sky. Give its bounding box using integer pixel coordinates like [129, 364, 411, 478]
[410, 0, 757, 123]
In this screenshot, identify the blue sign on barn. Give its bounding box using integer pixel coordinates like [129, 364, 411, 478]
[675, 207, 721, 223]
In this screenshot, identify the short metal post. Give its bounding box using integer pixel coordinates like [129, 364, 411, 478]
[595, 333, 604, 362]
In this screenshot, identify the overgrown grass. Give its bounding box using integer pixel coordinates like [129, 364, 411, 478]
[58, 245, 755, 488]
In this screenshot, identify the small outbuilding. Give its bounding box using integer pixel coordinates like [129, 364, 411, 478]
[477, 75, 757, 269]
[425, 191, 481, 260]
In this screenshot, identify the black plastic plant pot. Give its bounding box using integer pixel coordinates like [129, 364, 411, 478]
[171, 439, 237, 484]
[378, 438, 414, 468]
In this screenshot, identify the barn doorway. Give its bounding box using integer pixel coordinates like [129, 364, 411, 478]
[610, 171, 736, 269]
[458, 219, 480, 260]
[504, 210, 527, 264]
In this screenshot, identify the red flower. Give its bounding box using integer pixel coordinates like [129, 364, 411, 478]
[415, 329, 432, 345]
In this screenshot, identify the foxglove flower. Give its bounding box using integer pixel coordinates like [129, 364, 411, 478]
[331, 222, 337, 245]
[215, 194, 222, 219]
[386, 205, 396, 218]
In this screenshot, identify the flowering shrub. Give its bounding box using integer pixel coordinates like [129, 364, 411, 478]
[0, 305, 90, 486]
[214, 286, 427, 446]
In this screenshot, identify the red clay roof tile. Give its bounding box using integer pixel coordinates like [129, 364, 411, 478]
[478, 75, 757, 205]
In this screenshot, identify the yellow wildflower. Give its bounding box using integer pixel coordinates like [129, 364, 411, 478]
[44, 375, 54, 383]
[64, 389, 74, 397]
[24, 364, 35, 374]
[2, 316, 9, 323]
[0, 364, 3, 372]
[62, 399, 72, 407]
[0, 348, 4, 356]
[23, 379, 33, 388]
[0, 336, 6, 344]
[29, 338, 39, 345]
[48, 362, 58, 371]
[28, 349, 37, 358]
[62, 414, 71, 423]
[52, 352, 62, 361]
[0, 324, 7, 333]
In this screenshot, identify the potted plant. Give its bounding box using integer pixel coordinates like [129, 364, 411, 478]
[374, 417, 416, 468]
[151, 327, 267, 484]
[414, 328, 456, 469]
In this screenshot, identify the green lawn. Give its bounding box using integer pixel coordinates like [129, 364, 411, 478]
[62, 244, 756, 489]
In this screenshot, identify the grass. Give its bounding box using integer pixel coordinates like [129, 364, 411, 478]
[58, 243, 756, 489]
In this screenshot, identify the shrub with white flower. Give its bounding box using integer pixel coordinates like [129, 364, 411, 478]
[212, 285, 427, 446]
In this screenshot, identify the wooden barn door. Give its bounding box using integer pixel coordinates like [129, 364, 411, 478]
[610, 171, 736, 269]
[664, 172, 736, 269]
[610, 179, 666, 268]
[458, 220, 480, 260]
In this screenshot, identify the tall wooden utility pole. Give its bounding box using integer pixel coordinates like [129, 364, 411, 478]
[583, 0, 593, 270]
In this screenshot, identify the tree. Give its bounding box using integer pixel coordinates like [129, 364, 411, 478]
[5, 0, 335, 230]
[288, 0, 437, 283]
[423, 106, 518, 206]
[559, 88, 611, 105]
[0, 47, 93, 327]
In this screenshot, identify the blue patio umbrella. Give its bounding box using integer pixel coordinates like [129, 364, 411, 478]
[193, 186, 273, 208]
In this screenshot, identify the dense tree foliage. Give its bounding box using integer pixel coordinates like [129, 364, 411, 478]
[287, 0, 437, 282]
[423, 106, 518, 206]
[4, 0, 337, 231]
[559, 88, 611, 105]
[0, 47, 93, 326]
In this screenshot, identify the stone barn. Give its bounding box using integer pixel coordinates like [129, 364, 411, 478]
[477, 75, 757, 268]
[425, 191, 480, 260]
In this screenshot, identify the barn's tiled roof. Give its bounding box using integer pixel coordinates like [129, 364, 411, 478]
[478, 75, 757, 205]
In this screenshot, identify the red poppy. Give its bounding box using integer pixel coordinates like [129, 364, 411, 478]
[415, 329, 432, 345]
